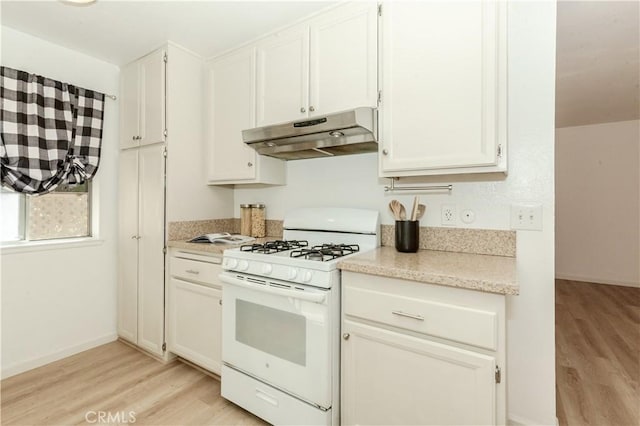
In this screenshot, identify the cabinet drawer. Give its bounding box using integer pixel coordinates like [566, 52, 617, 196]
[170, 256, 221, 286]
[343, 286, 497, 351]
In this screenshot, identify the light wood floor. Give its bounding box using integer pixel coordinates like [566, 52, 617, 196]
[0, 341, 267, 425]
[556, 279, 639, 426]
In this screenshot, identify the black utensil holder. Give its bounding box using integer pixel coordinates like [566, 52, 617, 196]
[395, 220, 419, 253]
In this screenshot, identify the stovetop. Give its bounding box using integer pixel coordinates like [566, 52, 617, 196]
[239, 240, 360, 262]
[222, 208, 379, 288]
[222, 239, 369, 288]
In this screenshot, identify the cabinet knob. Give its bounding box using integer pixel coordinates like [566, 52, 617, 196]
[309, 106, 315, 112]
[247, 162, 253, 167]
[219, 299, 222, 306]
[343, 333, 350, 340]
[132, 136, 136, 141]
[382, 149, 389, 155]
[300, 107, 306, 113]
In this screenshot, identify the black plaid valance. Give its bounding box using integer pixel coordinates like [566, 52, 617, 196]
[0, 66, 105, 195]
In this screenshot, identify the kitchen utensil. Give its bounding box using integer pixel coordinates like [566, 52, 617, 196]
[389, 200, 403, 220]
[416, 204, 426, 220]
[399, 203, 407, 220]
[410, 196, 420, 221]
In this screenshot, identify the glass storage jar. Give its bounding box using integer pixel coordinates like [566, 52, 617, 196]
[250, 203, 266, 237]
[240, 204, 252, 236]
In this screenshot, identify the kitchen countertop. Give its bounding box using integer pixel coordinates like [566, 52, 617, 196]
[338, 246, 518, 295]
[167, 237, 276, 255]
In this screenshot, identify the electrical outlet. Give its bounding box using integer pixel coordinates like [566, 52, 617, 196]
[510, 203, 543, 231]
[441, 204, 457, 226]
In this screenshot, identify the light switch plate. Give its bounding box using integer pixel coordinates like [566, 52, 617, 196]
[510, 203, 543, 231]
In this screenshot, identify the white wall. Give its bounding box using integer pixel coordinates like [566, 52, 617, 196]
[235, 2, 558, 424]
[1, 27, 120, 378]
[165, 43, 234, 222]
[556, 120, 640, 287]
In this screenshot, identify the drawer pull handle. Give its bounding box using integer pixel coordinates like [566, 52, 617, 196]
[255, 388, 278, 406]
[392, 310, 424, 321]
[185, 269, 200, 275]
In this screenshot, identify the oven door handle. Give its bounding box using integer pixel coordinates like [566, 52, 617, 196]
[219, 274, 327, 304]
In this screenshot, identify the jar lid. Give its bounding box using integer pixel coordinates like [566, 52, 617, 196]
[240, 204, 252, 208]
[250, 203, 266, 208]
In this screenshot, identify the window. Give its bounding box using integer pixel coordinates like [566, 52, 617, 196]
[1, 183, 91, 243]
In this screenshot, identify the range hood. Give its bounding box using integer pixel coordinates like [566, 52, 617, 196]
[242, 107, 377, 160]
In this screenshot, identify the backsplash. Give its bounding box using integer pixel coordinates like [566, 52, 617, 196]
[169, 219, 515, 257]
[168, 219, 283, 241]
[380, 225, 516, 257]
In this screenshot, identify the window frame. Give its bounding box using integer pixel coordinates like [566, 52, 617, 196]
[1, 182, 99, 252]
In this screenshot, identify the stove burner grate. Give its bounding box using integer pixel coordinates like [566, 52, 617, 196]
[240, 240, 308, 254]
[289, 243, 360, 261]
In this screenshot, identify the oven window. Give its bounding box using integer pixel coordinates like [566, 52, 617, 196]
[236, 299, 306, 366]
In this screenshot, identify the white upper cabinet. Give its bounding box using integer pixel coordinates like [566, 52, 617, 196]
[256, 2, 378, 127]
[256, 26, 310, 127]
[379, 1, 508, 176]
[120, 62, 140, 150]
[120, 48, 166, 149]
[207, 47, 286, 185]
[309, 2, 378, 116]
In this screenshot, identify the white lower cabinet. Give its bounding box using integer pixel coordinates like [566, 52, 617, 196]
[168, 250, 223, 374]
[117, 143, 166, 357]
[341, 271, 506, 425]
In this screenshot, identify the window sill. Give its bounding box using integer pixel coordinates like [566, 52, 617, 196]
[1, 237, 105, 255]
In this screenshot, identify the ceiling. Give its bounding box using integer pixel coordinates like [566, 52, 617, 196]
[1, 0, 638, 129]
[0, 1, 334, 65]
[556, 0, 640, 128]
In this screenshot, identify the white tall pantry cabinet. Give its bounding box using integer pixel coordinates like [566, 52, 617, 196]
[117, 144, 166, 356]
[118, 43, 210, 358]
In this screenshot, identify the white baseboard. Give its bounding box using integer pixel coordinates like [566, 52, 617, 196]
[1, 332, 118, 379]
[508, 413, 558, 426]
[555, 273, 639, 288]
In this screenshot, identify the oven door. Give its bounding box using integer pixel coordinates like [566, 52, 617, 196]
[220, 272, 333, 409]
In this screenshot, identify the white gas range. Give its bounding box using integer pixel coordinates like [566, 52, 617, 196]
[220, 207, 380, 426]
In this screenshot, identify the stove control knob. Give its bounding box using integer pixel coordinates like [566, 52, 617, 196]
[226, 259, 238, 269]
[238, 260, 249, 271]
[287, 268, 298, 280]
[302, 270, 313, 283]
[262, 264, 273, 275]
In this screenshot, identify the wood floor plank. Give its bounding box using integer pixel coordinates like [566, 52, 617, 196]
[1, 341, 266, 426]
[556, 279, 640, 426]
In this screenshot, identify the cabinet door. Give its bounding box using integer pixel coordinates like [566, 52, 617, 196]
[137, 143, 166, 356]
[379, 1, 507, 175]
[168, 277, 222, 374]
[120, 61, 140, 149]
[207, 48, 258, 182]
[139, 49, 166, 146]
[341, 321, 496, 426]
[117, 149, 139, 343]
[309, 2, 378, 116]
[256, 26, 309, 126]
